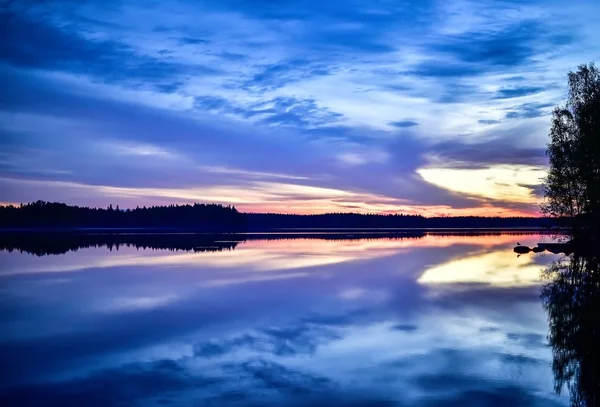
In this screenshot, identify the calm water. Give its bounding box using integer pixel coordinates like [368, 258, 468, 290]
[0, 233, 571, 406]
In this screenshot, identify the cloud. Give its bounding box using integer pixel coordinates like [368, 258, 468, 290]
[194, 95, 343, 128]
[389, 120, 418, 128]
[0, 9, 217, 91]
[431, 21, 544, 67]
[417, 165, 546, 205]
[1, 0, 599, 214]
[408, 63, 489, 78]
[177, 36, 209, 45]
[391, 324, 418, 332]
[428, 139, 548, 169]
[242, 60, 334, 92]
[478, 119, 501, 125]
[494, 86, 546, 99]
[100, 142, 182, 160]
[505, 102, 555, 119]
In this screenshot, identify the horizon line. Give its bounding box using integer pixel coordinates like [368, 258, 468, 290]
[0, 200, 547, 219]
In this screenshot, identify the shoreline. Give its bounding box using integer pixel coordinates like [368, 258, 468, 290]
[0, 226, 555, 234]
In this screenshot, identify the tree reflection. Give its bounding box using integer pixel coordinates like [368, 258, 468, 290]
[0, 231, 433, 256]
[542, 253, 600, 407]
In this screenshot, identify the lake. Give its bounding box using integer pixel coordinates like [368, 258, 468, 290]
[0, 232, 574, 406]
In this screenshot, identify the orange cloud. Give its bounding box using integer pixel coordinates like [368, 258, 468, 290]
[0, 176, 540, 217]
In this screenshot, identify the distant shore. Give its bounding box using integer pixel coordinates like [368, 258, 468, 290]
[1, 201, 555, 231]
[0, 226, 553, 234]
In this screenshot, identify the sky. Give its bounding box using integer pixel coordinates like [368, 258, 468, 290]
[0, 0, 599, 216]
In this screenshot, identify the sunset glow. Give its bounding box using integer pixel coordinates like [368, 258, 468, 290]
[1, 0, 599, 214]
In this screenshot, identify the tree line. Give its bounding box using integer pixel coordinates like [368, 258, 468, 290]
[541, 62, 600, 407]
[245, 213, 548, 229]
[0, 201, 246, 230]
[543, 62, 600, 241]
[0, 200, 550, 230]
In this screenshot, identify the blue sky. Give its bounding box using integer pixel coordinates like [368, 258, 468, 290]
[1, 0, 598, 215]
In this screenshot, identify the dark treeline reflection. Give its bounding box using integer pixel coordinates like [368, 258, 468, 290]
[0, 231, 537, 256]
[542, 253, 600, 407]
[0, 232, 431, 256]
[0, 233, 242, 256]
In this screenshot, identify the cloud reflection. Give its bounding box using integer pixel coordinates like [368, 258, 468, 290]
[0, 233, 534, 276]
[0, 233, 565, 406]
[418, 250, 547, 287]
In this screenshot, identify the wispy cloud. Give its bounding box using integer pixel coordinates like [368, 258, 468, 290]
[1, 0, 599, 214]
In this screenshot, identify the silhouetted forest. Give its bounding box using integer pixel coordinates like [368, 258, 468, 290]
[0, 201, 246, 231]
[543, 63, 600, 241]
[539, 63, 600, 407]
[246, 213, 550, 229]
[0, 201, 551, 231]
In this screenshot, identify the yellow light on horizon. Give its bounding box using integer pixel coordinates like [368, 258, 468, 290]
[0, 175, 540, 217]
[417, 165, 546, 204]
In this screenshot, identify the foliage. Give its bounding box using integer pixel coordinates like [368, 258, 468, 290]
[542, 253, 600, 406]
[0, 201, 550, 230]
[543, 63, 600, 238]
[0, 200, 246, 230]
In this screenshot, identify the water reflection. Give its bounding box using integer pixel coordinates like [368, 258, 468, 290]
[0, 231, 536, 256]
[0, 233, 533, 276]
[0, 233, 568, 406]
[542, 253, 600, 406]
[419, 250, 544, 287]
